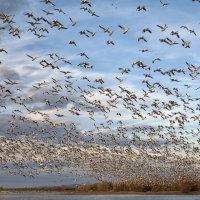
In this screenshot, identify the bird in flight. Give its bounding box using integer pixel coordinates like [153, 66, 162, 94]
[26, 54, 41, 61]
[160, 1, 169, 6]
[42, 9, 54, 15]
[69, 17, 78, 26]
[54, 8, 65, 14]
[40, 0, 55, 6]
[118, 25, 130, 34]
[137, 5, 146, 11]
[157, 24, 168, 31]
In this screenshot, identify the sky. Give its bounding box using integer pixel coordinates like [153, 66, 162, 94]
[0, 0, 200, 188]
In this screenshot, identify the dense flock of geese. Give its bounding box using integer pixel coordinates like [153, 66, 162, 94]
[1, 0, 200, 186]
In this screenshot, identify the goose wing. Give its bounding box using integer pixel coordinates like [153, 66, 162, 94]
[118, 25, 125, 30]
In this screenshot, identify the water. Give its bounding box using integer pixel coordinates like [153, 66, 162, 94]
[0, 195, 200, 200]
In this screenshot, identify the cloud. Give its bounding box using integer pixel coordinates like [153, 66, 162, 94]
[22, 66, 41, 71]
[0, 67, 21, 80]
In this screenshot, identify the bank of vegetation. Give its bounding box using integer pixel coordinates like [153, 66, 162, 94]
[0, 185, 75, 192]
[76, 180, 200, 193]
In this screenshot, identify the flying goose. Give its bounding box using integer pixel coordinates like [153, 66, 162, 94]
[27, 27, 37, 33]
[6, 15, 15, 24]
[39, 28, 49, 33]
[89, 9, 99, 17]
[26, 54, 40, 61]
[27, 21, 41, 27]
[54, 8, 65, 14]
[189, 29, 196, 35]
[171, 31, 180, 38]
[80, 0, 92, 7]
[6, 78, 19, 85]
[132, 60, 144, 67]
[108, 29, 116, 36]
[69, 17, 77, 26]
[138, 36, 147, 42]
[86, 29, 98, 36]
[181, 39, 190, 48]
[87, 63, 93, 68]
[60, 70, 71, 75]
[107, 40, 115, 45]
[94, 78, 104, 84]
[55, 53, 64, 61]
[142, 65, 151, 70]
[0, 48, 8, 53]
[118, 68, 131, 74]
[57, 25, 68, 30]
[99, 25, 110, 33]
[139, 48, 153, 52]
[137, 6, 146, 11]
[160, 0, 169, 6]
[82, 76, 90, 82]
[34, 33, 47, 38]
[157, 24, 168, 31]
[152, 58, 162, 63]
[69, 40, 77, 46]
[77, 52, 89, 59]
[116, 77, 126, 82]
[166, 38, 179, 45]
[40, 0, 55, 6]
[118, 25, 130, 34]
[79, 30, 89, 37]
[80, 7, 89, 11]
[24, 12, 37, 20]
[180, 25, 188, 30]
[42, 9, 54, 15]
[159, 38, 170, 44]
[142, 28, 152, 33]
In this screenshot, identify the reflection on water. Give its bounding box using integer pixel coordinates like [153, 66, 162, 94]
[0, 195, 200, 200]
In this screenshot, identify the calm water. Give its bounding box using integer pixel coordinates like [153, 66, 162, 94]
[0, 195, 200, 200]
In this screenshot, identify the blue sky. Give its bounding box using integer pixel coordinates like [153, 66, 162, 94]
[0, 0, 200, 188]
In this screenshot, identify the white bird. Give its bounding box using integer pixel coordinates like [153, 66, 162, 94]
[157, 24, 168, 31]
[138, 36, 147, 42]
[142, 28, 152, 33]
[99, 25, 110, 33]
[26, 54, 40, 61]
[107, 40, 115, 45]
[40, 0, 55, 6]
[181, 39, 190, 48]
[69, 17, 77, 26]
[160, 0, 169, 6]
[69, 41, 77, 46]
[118, 25, 130, 34]
[86, 29, 98, 37]
[54, 8, 65, 14]
[152, 58, 162, 63]
[139, 48, 153, 52]
[137, 5, 146, 11]
[42, 9, 54, 15]
[118, 68, 131, 74]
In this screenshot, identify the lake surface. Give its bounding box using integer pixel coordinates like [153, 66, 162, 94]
[1, 195, 200, 200]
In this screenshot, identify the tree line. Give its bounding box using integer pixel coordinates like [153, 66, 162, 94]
[76, 179, 200, 193]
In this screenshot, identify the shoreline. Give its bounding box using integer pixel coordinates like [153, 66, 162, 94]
[1, 190, 200, 195]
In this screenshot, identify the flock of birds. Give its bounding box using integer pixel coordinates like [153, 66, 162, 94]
[1, 0, 200, 187]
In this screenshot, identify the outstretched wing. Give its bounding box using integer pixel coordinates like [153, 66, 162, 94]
[99, 25, 105, 30]
[26, 54, 33, 59]
[118, 25, 125, 30]
[69, 17, 74, 23]
[157, 25, 163, 29]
